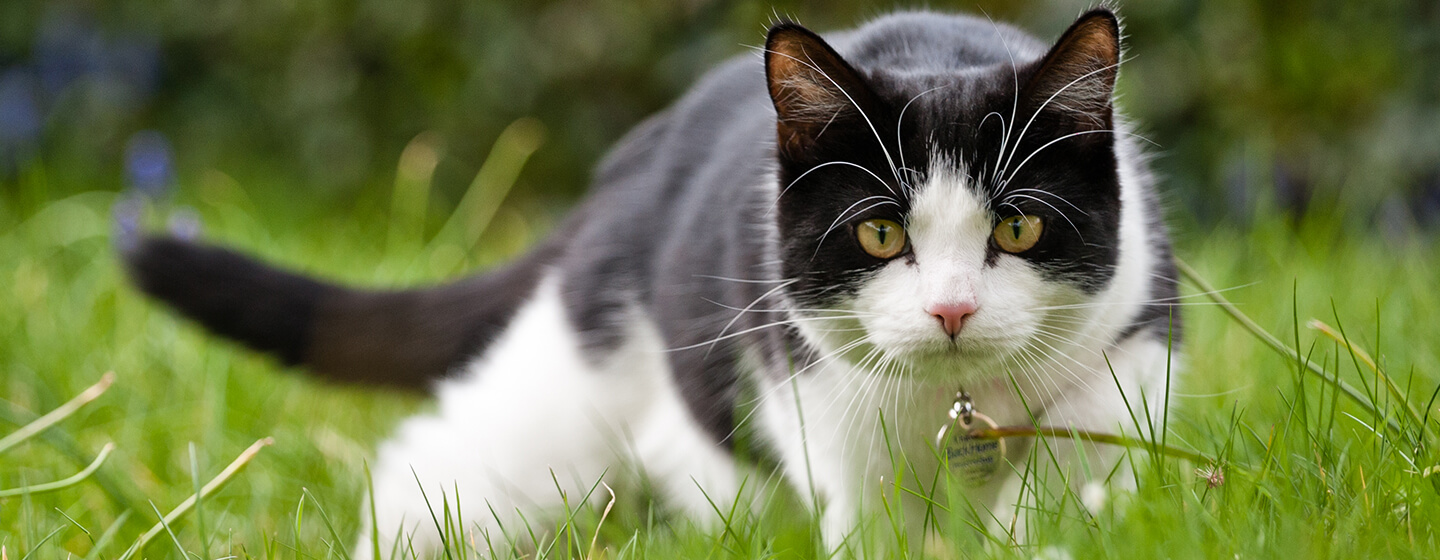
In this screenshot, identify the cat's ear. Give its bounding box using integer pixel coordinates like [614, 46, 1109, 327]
[1024, 9, 1121, 131]
[765, 23, 876, 156]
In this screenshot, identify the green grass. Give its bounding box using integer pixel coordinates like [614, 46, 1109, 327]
[1, 156, 1438, 558]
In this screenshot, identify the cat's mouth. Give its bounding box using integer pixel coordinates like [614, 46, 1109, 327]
[881, 334, 1027, 377]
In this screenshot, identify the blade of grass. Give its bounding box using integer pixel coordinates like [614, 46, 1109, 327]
[426, 118, 546, 257]
[149, 500, 191, 560]
[189, 442, 212, 560]
[964, 426, 1216, 466]
[410, 467, 457, 560]
[1309, 318, 1431, 441]
[0, 372, 114, 455]
[18, 525, 65, 560]
[83, 510, 132, 560]
[293, 492, 306, 559]
[53, 507, 93, 545]
[364, 461, 383, 560]
[1175, 259, 1403, 438]
[586, 482, 616, 560]
[386, 132, 441, 260]
[118, 437, 273, 560]
[0, 442, 115, 498]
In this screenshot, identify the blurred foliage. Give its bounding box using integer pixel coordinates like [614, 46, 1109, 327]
[1, 0, 1438, 229]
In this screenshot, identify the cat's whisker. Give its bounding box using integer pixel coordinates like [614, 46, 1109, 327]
[1026, 335, 1102, 398]
[999, 192, 1085, 240]
[831, 351, 884, 458]
[817, 346, 879, 414]
[1000, 188, 1089, 218]
[862, 365, 900, 473]
[816, 197, 903, 258]
[762, 49, 906, 190]
[1007, 345, 1059, 413]
[1028, 300, 1223, 313]
[997, 60, 1123, 180]
[1001, 127, 1151, 189]
[895, 85, 949, 191]
[998, 200, 1027, 222]
[1020, 342, 1071, 407]
[1011, 343, 1053, 401]
[1017, 343, 1075, 414]
[692, 274, 796, 285]
[791, 310, 885, 319]
[896, 166, 925, 196]
[1034, 328, 1125, 357]
[666, 314, 846, 352]
[977, 112, 1008, 182]
[772, 160, 897, 215]
[1029, 322, 1118, 350]
[849, 347, 901, 461]
[979, 11, 1023, 185]
[702, 279, 800, 357]
[725, 334, 878, 443]
[699, 299, 881, 318]
[859, 353, 900, 465]
[827, 345, 888, 446]
[1026, 287, 1246, 312]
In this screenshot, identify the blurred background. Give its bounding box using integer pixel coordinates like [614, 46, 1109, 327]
[2, 0, 1439, 232]
[3, 1, 1440, 553]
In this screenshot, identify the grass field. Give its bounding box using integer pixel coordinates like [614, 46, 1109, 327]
[2, 159, 1438, 558]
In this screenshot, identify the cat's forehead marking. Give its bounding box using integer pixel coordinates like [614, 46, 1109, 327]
[906, 156, 992, 257]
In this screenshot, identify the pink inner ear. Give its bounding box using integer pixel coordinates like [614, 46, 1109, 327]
[764, 25, 875, 154]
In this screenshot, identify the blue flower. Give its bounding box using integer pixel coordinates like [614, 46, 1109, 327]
[0, 68, 42, 173]
[125, 130, 174, 196]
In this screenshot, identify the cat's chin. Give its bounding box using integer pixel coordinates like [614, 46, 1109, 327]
[887, 338, 1025, 382]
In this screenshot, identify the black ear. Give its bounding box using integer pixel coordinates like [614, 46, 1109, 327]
[764, 23, 876, 156]
[1024, 9, 1121, 131]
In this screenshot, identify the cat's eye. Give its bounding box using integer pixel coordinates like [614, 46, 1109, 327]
[993, 215, 1043, 253]
[856, 219, 907, 259]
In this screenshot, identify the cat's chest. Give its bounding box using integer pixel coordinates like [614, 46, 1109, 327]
[769, 341, 1121, 482]
[776, 357, 1038, 468]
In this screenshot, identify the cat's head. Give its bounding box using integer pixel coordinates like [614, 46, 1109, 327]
[767, 10, 1127, 380]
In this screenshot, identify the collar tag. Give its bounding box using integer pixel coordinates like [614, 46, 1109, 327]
[936, 391, 1005, 487]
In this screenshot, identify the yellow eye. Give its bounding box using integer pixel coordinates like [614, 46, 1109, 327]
[993, 215, 1043, 253]
[856, 219, 907, 259]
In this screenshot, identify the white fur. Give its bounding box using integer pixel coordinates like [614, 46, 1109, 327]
[359, 148, 1175, 556]
[359, 277, 739, 557]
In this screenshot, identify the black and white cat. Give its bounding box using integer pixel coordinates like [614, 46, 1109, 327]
[126, 8, 1180, 555]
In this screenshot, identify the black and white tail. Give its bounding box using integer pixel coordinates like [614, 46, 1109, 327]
[123, 235, 560, 389]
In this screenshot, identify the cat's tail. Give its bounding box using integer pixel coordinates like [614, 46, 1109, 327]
[122, 234, 563, 389]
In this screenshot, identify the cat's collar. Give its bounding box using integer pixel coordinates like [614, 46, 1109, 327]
[936, 389, 1005, 486]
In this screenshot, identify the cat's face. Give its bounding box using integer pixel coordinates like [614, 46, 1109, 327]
[767, 12, 1124, 380]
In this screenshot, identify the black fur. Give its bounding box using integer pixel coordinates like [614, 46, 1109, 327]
[126, 236, 331, 365]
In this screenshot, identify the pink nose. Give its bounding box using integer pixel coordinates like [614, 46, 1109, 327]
[926, 301, 978, 337]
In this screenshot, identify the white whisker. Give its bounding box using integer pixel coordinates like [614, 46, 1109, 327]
[997, 61, 1122, 180]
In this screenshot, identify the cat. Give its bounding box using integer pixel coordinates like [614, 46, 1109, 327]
[124, 7, 1180, 555]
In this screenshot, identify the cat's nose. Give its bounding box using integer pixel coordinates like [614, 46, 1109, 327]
[926, 301, 977, 338]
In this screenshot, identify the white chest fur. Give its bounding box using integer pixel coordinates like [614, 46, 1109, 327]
[756, 331, 1173, 548]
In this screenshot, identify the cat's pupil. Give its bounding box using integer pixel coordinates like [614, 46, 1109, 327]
[1010, 220, 1022, 239]
[876, 226, 888, 244]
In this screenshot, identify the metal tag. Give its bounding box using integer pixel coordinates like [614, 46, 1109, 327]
[936, 392, 1005, 487]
